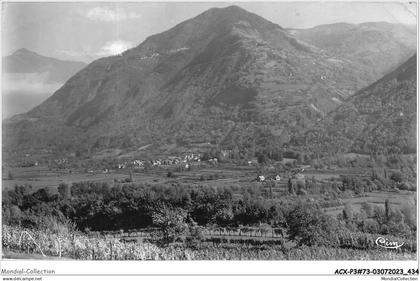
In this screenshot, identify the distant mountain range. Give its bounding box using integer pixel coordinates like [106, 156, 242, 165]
[2, 48, 86, 118]
[3, 6, 417, 154]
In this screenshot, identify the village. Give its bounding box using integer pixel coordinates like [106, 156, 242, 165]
[71, 152, 308, 185]
[3, 147, 315, 195]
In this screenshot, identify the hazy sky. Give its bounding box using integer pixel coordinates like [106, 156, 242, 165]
[2, 1, 417, 62]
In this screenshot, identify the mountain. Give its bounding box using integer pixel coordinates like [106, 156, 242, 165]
[2, 49, 86, 118]
[290, 22, 416, 79]
[3, 48, 86, 83]
[289, 54, 417, 155]
[2, 6, 417, 154]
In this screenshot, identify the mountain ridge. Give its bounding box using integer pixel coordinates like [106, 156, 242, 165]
[3, 6, 417, 154]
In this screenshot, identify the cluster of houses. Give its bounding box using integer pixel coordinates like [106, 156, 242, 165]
[54, 158, 68, 166]
[255, 175, 282, 182]
[255, 167, 308, 182]
[255, 172, 306, 183]
[116, 153, 203, 170]
[208, 158, 218, 164]
[19, 161, 39, 168]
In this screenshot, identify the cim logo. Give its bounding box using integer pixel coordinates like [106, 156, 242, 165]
[375, 237, 405, 249]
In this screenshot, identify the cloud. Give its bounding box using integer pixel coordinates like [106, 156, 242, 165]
[3, 73, 63, 95]
[57, 50, 95, 63]
[2, 73, 62, 118]
[95, 40, 134, 56]
[58, 50, 86, 57]
[58, 40, 134, 60]
[85, 7, 141, 22]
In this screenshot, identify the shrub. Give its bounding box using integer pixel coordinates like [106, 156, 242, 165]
[185, 222, 204, 249]
[360, 202, 373, 217]
[390, 171, 403, 183]
[397, 182, 414, 191]
[360, 218, 379, 233]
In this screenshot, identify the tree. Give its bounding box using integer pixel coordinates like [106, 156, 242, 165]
[370, 168, 377, 180]
[215, 206, 234, 226]
[296, 153, 304, 165]
[360, 218, 379, 233]
[296, 180, 306, 195]
[152, 207, 188, 246]
[342, 204, 354, 221]
[129, 170, 133, 182]
[400, 202, 416, 230]
[288, 178, 294, 195]
[286, 203, 340, 247]
[257, 152, 268, 164]
[360, 202, 373, 217]
[201, 152, 210, 161]
[57, 183, 71, 199]
[272, 149, 283, 161]
[8, 205, 22, 225]
[266, 181, 274, 199]
[385, 199, 391, 221]
[185, 220, 204, 249]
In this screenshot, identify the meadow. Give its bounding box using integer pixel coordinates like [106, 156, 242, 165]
[3, 162, 415, 217]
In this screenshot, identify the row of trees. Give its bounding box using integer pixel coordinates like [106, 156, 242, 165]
[3, 179, 417, 249]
